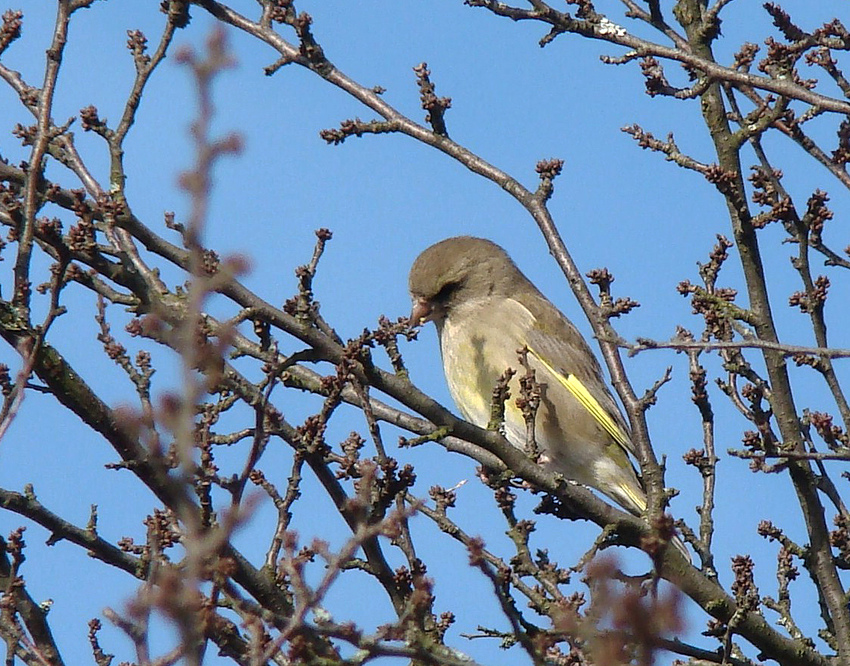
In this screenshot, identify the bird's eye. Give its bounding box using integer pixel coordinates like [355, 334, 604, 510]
[433, 280, 461, 304]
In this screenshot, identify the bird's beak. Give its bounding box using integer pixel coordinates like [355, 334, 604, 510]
[409, 298, 432, 326]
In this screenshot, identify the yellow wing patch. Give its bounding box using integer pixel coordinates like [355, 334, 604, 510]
[617, 480, 647, 514]
[528, 347, 630, 449]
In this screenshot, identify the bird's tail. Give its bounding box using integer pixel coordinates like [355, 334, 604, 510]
[669, 534, 691, 563]
[611, 481, 692, 564]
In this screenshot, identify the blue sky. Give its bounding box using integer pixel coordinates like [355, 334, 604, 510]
[0, 1, 848, 664]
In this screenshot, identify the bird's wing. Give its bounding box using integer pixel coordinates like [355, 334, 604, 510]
[514, 293, 636, 458]
[527, 349, 632, 450]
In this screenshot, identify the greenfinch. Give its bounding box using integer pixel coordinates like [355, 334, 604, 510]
[409, 236, 687, 558]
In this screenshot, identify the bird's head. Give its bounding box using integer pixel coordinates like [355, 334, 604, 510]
[408, 236, 521, 328]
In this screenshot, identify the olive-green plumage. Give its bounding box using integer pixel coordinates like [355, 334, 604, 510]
[409, 236, 648, 517]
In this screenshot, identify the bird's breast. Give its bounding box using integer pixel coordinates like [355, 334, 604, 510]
[438, 298, 536, 430]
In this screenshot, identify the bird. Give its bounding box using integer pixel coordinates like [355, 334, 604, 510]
[408, 236, 688, 560]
